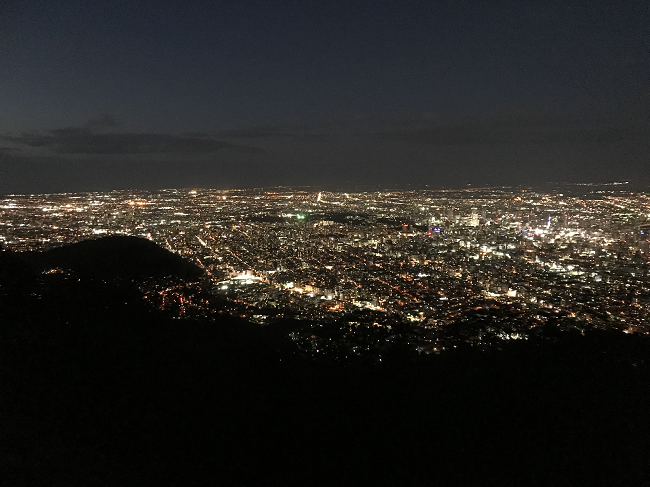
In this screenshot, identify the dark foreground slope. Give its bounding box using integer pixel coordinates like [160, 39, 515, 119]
[1, 239, 650, 486]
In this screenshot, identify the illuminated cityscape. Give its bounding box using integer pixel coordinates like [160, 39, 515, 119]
[3, 1, 650, 484]
[2, 183, 649, 358]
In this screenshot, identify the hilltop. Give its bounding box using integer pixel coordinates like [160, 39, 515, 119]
[19, 235, 203, 281]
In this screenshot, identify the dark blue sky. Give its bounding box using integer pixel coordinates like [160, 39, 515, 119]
[1, 0, 649, 193]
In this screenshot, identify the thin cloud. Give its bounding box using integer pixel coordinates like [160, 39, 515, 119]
[84, 114, 119, 130]
[217, 126, 294, 139]
[376, 115, 650, 147]
[2, 130, 264, 155]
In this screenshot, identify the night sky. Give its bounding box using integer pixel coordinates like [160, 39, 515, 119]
[1, 1, 648, 194]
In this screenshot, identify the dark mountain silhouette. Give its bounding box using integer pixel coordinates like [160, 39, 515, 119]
[1, 237, 650, 486]
[0, 245, 36, 287]
[21, 235, 203, 281]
